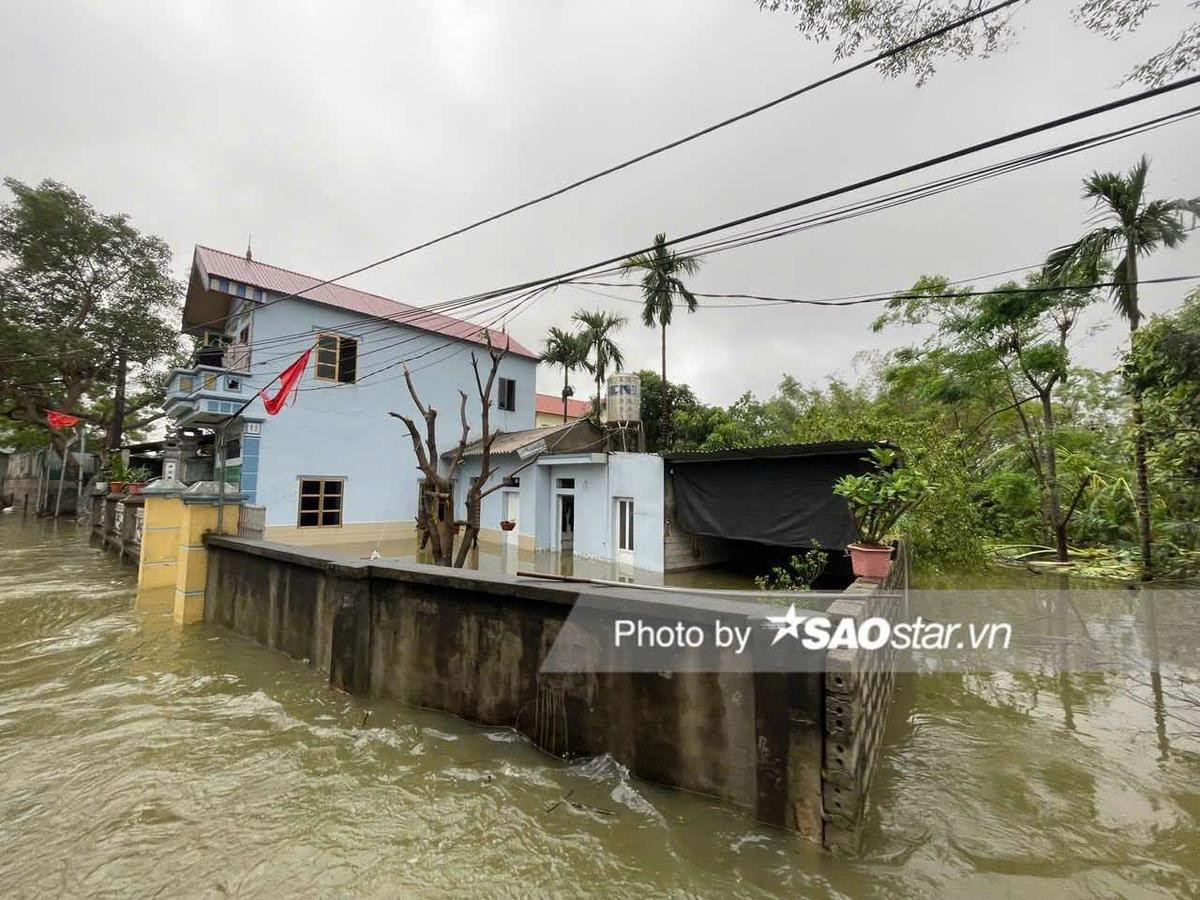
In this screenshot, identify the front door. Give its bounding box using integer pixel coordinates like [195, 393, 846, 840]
[558, 494, 575, 552]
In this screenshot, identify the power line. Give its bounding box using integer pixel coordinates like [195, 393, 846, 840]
[576, 274, 1200, 307]
[12, 71, 1193, 376]
[243, 91, 1200, 397]
[222, 94, 1200, 375]
[313, 74, 1200, 351]
[173, 0, 1025, 340]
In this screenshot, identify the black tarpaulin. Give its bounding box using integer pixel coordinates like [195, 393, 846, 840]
[669, 453, 871, 548]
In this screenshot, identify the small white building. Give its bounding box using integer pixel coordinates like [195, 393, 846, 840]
[451, 420, 664, 574]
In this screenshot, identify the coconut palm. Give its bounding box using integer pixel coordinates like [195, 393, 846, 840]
[1045, 155, 1200, 579]
[571, 308, 626, 420]
[621, 234, 701, 448]
[540, 326, 592, 423]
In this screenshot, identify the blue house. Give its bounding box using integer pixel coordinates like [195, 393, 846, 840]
[165, 246, 540, 545]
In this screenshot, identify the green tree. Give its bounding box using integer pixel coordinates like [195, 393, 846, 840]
[755, 0, 1200, 87]
[0, 178, 182, 460]
[1045, 155, 1200, 577]
[1127, 289, 1200, 568]
[632, 369, 712, 451]
[620, 233, 700, 448]
[540, 326, 592, 423]
[571, 308, 626, 418]
[876, 270, 1100, 561]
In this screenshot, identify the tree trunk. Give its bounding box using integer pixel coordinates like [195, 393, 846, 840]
[1127, 248, 1154, 580]
[660, 323, 671, 450]
[563, 371, 569, 424]
[108, 349, 127, 451]
[1039, 391, 1068, 562]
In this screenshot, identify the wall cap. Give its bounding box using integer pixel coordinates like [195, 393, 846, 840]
[143, 477, 187, 497]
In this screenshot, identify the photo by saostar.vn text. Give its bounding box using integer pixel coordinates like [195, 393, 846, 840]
[611, 605, 1012, 654]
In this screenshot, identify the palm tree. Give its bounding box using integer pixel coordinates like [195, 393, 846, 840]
[621, 233, 701, 448]
[540, 326, 592, 423]
[571, 309, 626, 420]
[1045, 155, 1200, 579]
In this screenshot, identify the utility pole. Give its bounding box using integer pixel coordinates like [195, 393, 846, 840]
[108, 349, 127, 452]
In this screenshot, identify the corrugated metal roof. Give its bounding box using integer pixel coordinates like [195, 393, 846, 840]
[456, 419, 607, 457]
[534, 393, 591, 417]
[661, 440, 888, 463]
[195, 246, 537, 359]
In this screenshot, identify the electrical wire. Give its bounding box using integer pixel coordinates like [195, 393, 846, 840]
[206, 94, 1200, 375]
[168, 0, 1026, 340]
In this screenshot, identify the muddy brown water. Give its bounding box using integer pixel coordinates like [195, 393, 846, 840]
[1, 517, 1198, 897]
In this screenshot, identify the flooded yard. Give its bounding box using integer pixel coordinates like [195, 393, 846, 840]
[2, 516, 1198, 897]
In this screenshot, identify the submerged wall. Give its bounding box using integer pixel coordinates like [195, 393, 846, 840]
[203, 535, 901, 850]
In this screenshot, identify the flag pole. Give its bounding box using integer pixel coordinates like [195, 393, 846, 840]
[53, 440, 67, 518]
[216, 423, 227, 534]
[34, 452, 45, 516]
[75, 426, 86, 520]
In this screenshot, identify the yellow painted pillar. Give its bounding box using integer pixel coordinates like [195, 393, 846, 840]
[137, 479, 186, 591]
[174, 482, 243, 625]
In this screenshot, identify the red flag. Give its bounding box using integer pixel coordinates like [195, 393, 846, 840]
[259, 348, 313, 415]
[46, 409, 81, 430]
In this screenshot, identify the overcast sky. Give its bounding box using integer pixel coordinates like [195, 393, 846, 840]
[3, 1, 1198, 405]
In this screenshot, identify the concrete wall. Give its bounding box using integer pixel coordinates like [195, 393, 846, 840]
[202, 536, 834, 844]
[3, 448, 95, 516]
[238, 297, 537, 533]
[819, 548, 908, 853]
[607, 453, 665, 572]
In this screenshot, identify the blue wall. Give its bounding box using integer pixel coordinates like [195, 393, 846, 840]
[457, 451, 664, 572]
[239, 297, 537, 529]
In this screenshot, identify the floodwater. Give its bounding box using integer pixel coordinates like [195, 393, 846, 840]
[2, 517, 1198, 898]
[302, 533, 760, 591]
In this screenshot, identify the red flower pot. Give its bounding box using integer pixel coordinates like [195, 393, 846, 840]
[848, 543, 894, 582]
[126, 483, 145, 496]
[500, 520, 516, 532]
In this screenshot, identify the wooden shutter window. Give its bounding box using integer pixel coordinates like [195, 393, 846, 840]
[315, 335, 339, 381]
[298, 478, 345, 527]
[337, 336, 357, 383]
[315, 333, 358, 383]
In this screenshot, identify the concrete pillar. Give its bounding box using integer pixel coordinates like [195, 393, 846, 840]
[138, 479, 186, 591]
[174, 482, 245, 625]
[120, 493, 145, 563]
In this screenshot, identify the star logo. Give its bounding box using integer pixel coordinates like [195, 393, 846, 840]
[765, 604, 805, 646]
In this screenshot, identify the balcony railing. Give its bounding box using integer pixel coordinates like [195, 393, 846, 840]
[195, 342, 251, 372]
[165, 345, 255, 425]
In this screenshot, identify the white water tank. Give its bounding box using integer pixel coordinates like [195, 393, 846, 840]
[606, 373, 641, 422]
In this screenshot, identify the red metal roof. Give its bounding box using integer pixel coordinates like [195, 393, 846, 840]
[194, 246, 537, 359]
[535, 393, 591, 417]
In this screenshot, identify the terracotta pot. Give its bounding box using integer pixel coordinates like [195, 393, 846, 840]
[500, 520, 516, 532]
[848, 543, 894, 582]
[126, 483, 145, 496]
[109, 481, 127, 494]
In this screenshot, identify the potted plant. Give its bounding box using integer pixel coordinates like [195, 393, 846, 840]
[833, 447, 930, 581]
[124, 466, 154, 495]
[103, 457, 132, 494]
[500, 520, 516, 532]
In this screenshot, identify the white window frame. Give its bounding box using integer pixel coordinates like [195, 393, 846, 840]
[498, 377, 517, 411]
[615, 497, 634, 560]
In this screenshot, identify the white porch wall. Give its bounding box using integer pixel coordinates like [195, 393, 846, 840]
[456, 450, 664, 571]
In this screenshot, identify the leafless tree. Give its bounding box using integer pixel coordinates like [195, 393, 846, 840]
[389, 333, 515, 567]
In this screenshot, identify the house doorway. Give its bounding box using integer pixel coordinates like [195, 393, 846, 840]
[557, 493, 575, 553]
